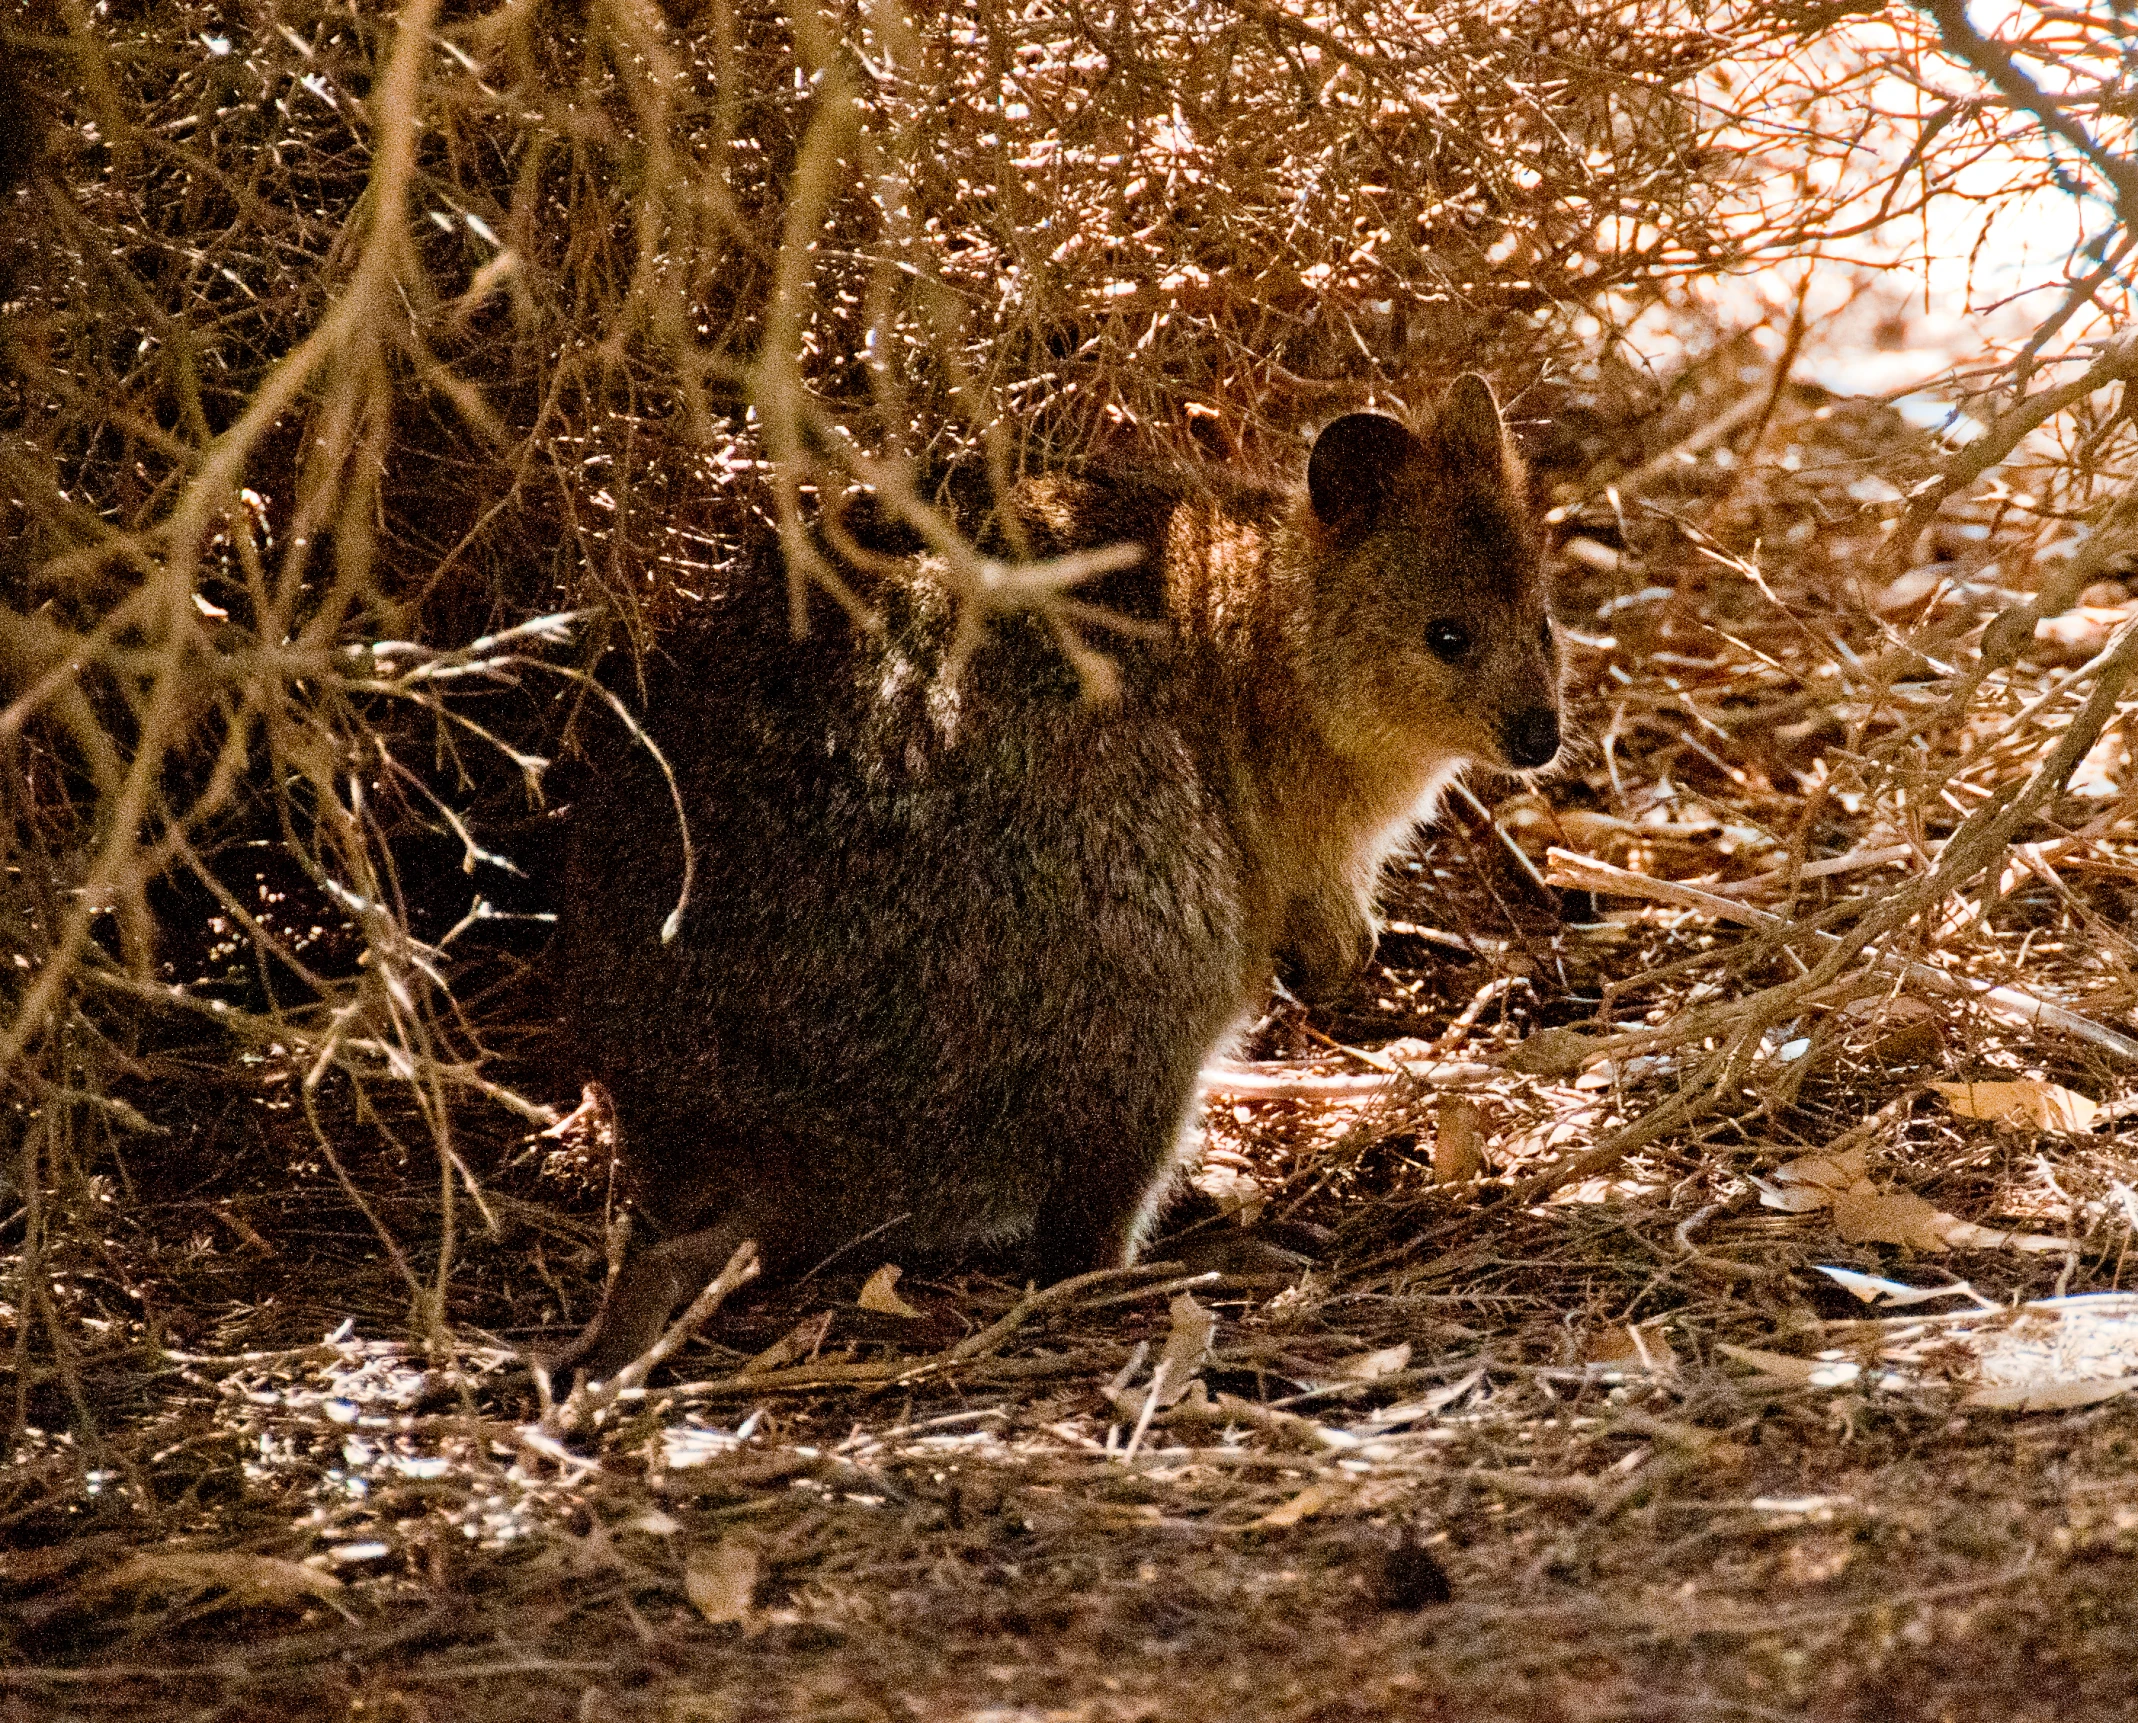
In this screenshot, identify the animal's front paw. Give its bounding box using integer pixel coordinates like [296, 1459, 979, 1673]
[1171, 1230, 1313, 1278]
[1276, 896, 1377, 1003]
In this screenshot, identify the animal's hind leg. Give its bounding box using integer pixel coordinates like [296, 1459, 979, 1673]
[1025, 1119, 1188, 1284]
[539, 1215, 760, 1384]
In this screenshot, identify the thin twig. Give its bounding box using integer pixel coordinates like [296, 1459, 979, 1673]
[1545, 848, 2138, 1063]
[541, 1241, 761, 1434]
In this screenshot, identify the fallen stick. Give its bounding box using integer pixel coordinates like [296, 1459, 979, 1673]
[1200, 1058, 1494, 1098]
[1707, 833, 2117, 901]
[621, 1262, 1202, 1405]
[946, 1261, 1191, 1363]
[540, 1240, 761, 1434]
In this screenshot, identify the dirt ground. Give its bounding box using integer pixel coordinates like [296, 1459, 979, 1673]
[12, 380, 2138, 1722]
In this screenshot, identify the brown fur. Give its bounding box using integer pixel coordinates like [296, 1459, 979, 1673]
[548, 376, 1559, 1379]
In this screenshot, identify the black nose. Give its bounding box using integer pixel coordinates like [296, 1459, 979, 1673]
[1503, 707, 1560, 769]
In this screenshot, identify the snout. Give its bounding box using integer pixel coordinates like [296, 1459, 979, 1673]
[1502, 706, 1561, 770]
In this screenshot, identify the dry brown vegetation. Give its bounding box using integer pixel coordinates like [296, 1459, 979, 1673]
[5, 0, 2138, 1716]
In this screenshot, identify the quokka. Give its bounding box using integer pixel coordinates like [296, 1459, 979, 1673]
[549, 374, 1561, 1378]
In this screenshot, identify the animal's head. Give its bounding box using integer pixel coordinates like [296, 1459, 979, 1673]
[1294, 375, 1561, 784]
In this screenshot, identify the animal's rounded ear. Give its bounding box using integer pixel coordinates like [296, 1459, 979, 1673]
[1431, 373, 1510, 476]
[1307, 412, 1420, 529]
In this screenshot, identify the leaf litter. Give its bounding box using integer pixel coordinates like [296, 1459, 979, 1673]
[19, 345, 2138, 1723]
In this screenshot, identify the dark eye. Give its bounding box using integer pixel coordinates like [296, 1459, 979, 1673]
[1426, 619, 1471, 662]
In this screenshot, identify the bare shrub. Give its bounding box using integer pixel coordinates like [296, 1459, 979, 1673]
[0, 0, 2133, 1393]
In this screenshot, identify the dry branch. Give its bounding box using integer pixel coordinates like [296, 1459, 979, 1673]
[1545, 848, 2138, 1063]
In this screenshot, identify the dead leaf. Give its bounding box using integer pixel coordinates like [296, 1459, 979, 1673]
[89, 1551, 344, 1606]
[1832, 1184, 1951, 1252]
[1330, 1342, 1412, 1381]
[1432, 1099, 1485, 1183]
[1714, 1343, 1831, 1385]
[1150, 1290, 1217, 1409]
[1754, 1146, 1865, 1213]
[1582, 1323, 1677, 1374]
[1932, 1217, 2071, 1253]
[1931, 1079, 2098, 1133]
[1253, 1481, 1337, 1529]
[685, 1540, 760, 1627]
[1753, 1176, 1833, 1214]
[1864, 1293, 2138, 1408]
[1776, 1146, 1868, 1193]
[1875, 564, 1955, 614]
[856, 1263, 922, 1318]
[1196, 1162, 1267, 1225]
[1505, 1026, 1602, 1078]
[1815, 1266, 1984, 1306]
[1963, 1375, 2138, 1412]
[1360, 1370, 1485, 1430]
[1552, 805, 1642, 844]
[1841, 995, 1943, 1065]
[741, 1310, 834, 1374]
[1762, 1145, 2063, 1257]
[1630, 1325, 1679, 1374]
